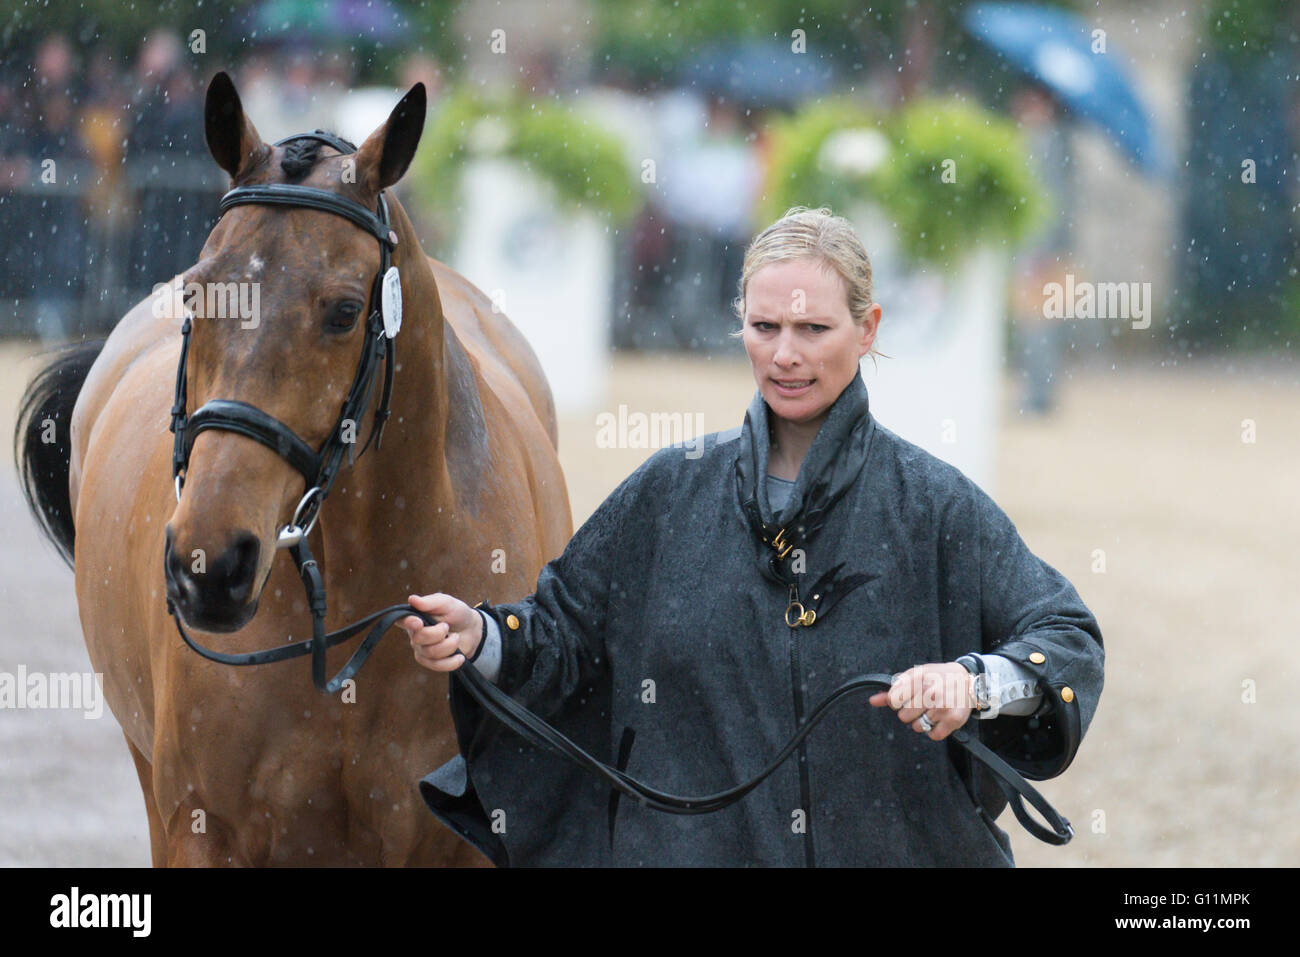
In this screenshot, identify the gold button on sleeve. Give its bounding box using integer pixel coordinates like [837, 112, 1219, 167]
[1061, 686, 1074, 703]
[1029, 651, 1046, 664]
[506, 614, 520, 630]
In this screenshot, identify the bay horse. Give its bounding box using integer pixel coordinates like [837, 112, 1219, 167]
[13, 72, 572, 865]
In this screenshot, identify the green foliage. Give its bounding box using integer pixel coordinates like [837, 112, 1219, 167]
[1203, 0, 1296, 61]
[1261, 269, 1300, 350]
[590, 0, 905, 83]
[758, 97, 890, 227]
[587, 0, 1083, 85]
[762, 95, 1046, 266]
[414, 87, 640, 242]
[879, 98, 1044, 264]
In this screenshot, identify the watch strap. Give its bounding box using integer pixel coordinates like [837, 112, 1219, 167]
[957, 654, 995, 716]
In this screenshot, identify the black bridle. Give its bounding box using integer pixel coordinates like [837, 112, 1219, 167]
[165, 130, 411, 694]
[161, 131, 1073, 847]
[169, 130, 399, 539]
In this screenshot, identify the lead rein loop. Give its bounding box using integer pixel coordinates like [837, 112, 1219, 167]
[165, 590, 1073, 843]
[449, 655, 1073, 844]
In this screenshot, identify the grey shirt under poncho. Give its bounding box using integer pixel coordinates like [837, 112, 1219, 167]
[420, 371, 1105, 866]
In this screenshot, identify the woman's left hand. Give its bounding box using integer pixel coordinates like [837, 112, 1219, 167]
[868, 663, 976, 741]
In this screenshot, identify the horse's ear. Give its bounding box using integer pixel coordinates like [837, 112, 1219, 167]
[205, 71, 268, 181]
[354, 83, 427, 193]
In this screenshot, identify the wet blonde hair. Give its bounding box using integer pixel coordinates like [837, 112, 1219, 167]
[730, 205, 887, 366]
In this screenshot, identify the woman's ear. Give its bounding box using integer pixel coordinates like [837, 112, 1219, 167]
[858, 303, 883, 356]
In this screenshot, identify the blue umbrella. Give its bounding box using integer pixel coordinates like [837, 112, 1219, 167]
[680, 39, 835, 107]
[964, 2, 1170, 176]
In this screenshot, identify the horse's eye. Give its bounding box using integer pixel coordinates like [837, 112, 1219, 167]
[326, 300, 363, 332]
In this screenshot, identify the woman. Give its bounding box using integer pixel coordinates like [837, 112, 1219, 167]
[406, 206, 1104, 867]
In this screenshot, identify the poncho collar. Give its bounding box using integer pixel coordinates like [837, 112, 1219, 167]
[734, 369, 875, 585]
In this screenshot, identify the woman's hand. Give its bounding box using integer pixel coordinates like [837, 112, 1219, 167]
[401, 593, 484, 673]
[868, 663, 976, 741]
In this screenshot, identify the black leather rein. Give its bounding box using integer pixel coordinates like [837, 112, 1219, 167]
[163, 129, 1072, 848]
[451, 659, 1074, 845]
[171, 589, 1073, 845]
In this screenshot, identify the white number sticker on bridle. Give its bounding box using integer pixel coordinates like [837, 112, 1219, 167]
[381, 266, 402, 338]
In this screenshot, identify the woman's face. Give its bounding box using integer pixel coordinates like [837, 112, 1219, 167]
[742, 256, 881, 426]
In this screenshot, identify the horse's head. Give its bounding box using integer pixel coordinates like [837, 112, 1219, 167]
[164, 71, 425, 632]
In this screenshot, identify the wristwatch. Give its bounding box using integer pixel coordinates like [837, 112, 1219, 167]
[957, 654, 993, 713]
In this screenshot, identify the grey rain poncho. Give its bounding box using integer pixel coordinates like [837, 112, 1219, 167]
[420, 370, 1104, 866]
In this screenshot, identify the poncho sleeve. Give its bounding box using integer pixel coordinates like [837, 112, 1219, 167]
[418, 460, 653, 865]
[959, 479, 1105, 780]
[472, 457, 649, 717]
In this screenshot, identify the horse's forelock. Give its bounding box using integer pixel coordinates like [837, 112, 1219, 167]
[278, 133, 357, 183]
[279, 139, 321, 182]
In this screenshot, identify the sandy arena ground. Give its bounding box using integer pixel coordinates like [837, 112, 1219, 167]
[1, 340, 1296, 867]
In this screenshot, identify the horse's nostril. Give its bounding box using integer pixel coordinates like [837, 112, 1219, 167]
[164, 529, 183, 580]
[165, 529, 260, 614]
[221, 533, 260, 604]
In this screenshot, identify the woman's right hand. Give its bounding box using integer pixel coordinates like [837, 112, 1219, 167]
[401, 593, 483, 672]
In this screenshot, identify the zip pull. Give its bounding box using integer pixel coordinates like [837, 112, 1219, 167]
[785, 582, 816, 628]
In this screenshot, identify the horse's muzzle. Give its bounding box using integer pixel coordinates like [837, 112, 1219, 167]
[164, 526, 262, 633]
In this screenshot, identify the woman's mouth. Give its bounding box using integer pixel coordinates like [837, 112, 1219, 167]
[772, 378, 813, 396]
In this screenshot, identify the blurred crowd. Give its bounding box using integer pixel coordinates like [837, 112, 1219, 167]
[1, 28, 775, 348]
[0, 31, 450, 340]
[2, 31, 206, 339]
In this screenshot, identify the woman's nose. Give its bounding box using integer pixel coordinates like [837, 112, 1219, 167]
[773, 336, 799, 366]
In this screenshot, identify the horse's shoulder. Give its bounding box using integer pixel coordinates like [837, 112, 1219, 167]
[430, 260, 527, 361]
[424, 255, 557, 446]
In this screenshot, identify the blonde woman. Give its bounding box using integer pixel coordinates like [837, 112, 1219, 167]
[406, 206, 1104, 867]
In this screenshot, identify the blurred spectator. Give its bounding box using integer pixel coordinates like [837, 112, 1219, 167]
[1, 31, 442, 342]
[123, 29, 211, 295]
[399, 52, 445, 103]
[0, 77, 26, 184]
[655, 92, 763, 349]
[13, 35, 93, 341]
[81, 51, 131, 175]
[126, 30, 204, 156]
[1008, 82, 1075, 415]
[242, 47, 338, 140]
[574, 77, 666, 348]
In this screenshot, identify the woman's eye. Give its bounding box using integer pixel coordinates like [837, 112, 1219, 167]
[326, 301, 363, 330]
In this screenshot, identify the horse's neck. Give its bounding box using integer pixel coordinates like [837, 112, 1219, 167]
[315, 199, 459, 605]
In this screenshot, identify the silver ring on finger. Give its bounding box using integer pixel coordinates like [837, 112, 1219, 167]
[918, 714, 934, 732]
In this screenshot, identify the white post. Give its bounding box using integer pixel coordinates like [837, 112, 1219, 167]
[859, 231, 1009, 494]
[450, 157, 612, 414]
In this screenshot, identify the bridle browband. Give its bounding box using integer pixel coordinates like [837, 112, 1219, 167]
[161, 130, 1073, 847]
